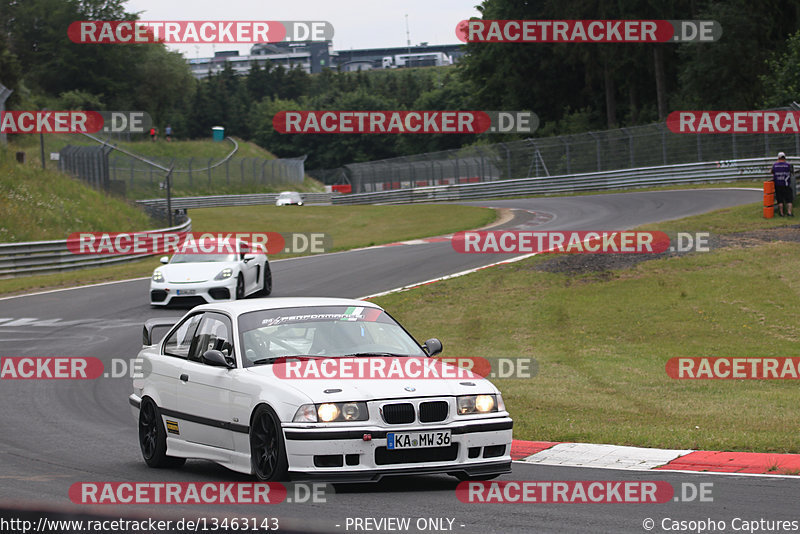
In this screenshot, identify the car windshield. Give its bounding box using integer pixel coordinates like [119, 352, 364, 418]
[170, 253, 237, 263]
[279, 192, 295, 198]
[238, 305, 426, 366]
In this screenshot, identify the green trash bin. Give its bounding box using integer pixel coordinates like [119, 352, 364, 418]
[212, 126, 225, 142]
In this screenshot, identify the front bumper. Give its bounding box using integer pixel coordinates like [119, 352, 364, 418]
[150, 278, 236, 306]
[283, 416, 513, 482]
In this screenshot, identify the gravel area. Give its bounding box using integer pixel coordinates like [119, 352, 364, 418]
[534, 225, 800, 276]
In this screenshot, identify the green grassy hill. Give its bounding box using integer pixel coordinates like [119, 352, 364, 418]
[0, 147, 154, 242]
[8, 135, 324, 199]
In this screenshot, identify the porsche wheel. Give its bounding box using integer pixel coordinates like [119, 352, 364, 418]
[260, 264, 272, 296]
[235, 274, 245, 300]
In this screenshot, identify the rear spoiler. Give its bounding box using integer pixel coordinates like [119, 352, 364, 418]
[143, 317, 182, 346]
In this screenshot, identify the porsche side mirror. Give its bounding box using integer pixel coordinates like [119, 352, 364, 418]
[159, 256, 169, 264]
[202, 349, 233, 368]
[423, 338, 443, 357]
[243, 254, 256, 263]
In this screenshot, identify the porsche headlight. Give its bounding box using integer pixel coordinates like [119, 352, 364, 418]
[457, 394, 498, 415]
[292, 402, 369, 423]
[152, 270, 164, 282]
[214, 267, 233, 280]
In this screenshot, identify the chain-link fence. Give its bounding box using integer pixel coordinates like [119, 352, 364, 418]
[58, 152, 305, 199]
[310, 122, 800, 193]
[58, 145, 113, 191]
[108, 155, 306, 197]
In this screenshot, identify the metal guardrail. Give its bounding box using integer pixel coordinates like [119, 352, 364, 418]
[0, 219, 191, 278]
[136, 192, 334, 210]
[313, 117, 800, 193]
[330, 157, 794, 205]
[0, 156, 788, 278]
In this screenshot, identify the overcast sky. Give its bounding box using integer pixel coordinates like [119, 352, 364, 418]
[124, 0, 481, 58]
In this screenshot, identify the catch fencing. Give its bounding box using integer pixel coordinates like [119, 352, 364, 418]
[109, 155, 306, 198]
[56, 136, 306, 199]
[331, 157, 793, 205]
[309, 122, 800, 193]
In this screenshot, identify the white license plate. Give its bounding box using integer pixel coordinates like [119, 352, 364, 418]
[387, 431, 451, 449]
[176, 289, 196, 295]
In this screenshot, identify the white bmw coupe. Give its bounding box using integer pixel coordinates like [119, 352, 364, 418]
[130, 298, 513, 482]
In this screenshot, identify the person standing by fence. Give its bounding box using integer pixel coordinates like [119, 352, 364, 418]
[771, 152, 793, 217]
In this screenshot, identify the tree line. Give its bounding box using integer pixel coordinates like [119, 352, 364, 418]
[2, 0, 800, 169]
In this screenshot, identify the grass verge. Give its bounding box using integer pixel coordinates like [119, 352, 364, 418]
[638, 201, 797, 234]
[189, 204, 496, 255]
[372, 204, 800, 453]
[0, 205, 495, 297]
[0, 148, 153, 242]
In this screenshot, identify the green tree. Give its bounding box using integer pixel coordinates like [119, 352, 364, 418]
[677, 0, 800, 109]
[761, 29, 800, 107]
[0, 31, 21, 106]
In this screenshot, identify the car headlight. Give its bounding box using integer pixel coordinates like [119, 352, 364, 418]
[152, 271, 164, 282]
[292, 402, 369, 423]
[214, 267, 233, 280]
[457, 394, 498, 415]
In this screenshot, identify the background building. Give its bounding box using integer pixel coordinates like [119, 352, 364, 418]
[187, 41, 464, 78]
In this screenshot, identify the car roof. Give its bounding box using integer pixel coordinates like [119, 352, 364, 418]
[190, 297, 384, 316]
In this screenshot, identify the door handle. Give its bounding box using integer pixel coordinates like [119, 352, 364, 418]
[179, 374, 189, 382]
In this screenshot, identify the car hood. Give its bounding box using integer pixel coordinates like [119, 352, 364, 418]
[158, 262, 235, 283]
[245, 357, 499, 402]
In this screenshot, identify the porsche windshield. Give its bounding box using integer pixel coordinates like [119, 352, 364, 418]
[170, 253, 238, 263]
[238, 306, 426, 366]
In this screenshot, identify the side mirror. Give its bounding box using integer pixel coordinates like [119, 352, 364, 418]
[423, 338, 443, 357]
[243, 253, 256, 263]
[159, 256, 169, 264]
[201, 349, 233, 368]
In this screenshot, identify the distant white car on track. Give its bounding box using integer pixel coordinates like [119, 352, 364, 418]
[130, 297, 513, 482]
[149, 238, 271, 306]
[275, 191, 303, 206]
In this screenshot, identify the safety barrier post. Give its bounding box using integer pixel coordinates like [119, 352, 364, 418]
[763, 180, 775, 219]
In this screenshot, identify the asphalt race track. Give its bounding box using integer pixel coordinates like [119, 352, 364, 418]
[2, 189, 797, 534]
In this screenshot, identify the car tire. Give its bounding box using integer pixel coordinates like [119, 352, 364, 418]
[235, 274, 245, 300]
[138, 398, 186, 468]
[249, 405, 289, 481]
[260, 264, 272, 296]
